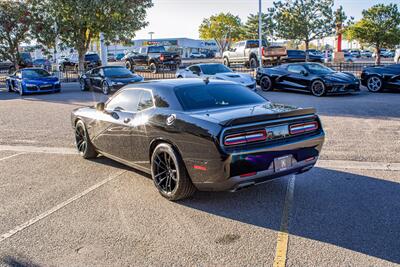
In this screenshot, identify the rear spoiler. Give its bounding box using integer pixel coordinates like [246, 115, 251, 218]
[221, 107, 316, 127]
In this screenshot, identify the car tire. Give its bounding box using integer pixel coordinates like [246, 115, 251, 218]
[177, 75, 183, 78]
[8, 66, 16, 75]
[149, 62, 158, 74]
[310, 80, 326, 97]
[74, 120, 98, 159]
[80, 78, 89, 91]
[102, 81, 110, 95]
[151, 143, 196, 201]
[223, 57, 230, 67]
[249, 57, 259, 69]
[260, 76, 273, 91]
[7, 81, 13, 92]
[18, 83, 24, 96]
[366, 75, 383, 92]
[126, 61, 133, 71]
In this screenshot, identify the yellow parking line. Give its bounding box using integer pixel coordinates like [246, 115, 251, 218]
[273, 175, 296, 267]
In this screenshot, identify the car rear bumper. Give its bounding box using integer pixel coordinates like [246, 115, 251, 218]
[192, 132, 324, 191]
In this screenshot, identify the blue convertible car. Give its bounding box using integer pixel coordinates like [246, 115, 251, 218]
[6, 68, 61, 96]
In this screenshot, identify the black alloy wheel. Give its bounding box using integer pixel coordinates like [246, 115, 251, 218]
[260, 76, 273, 91]
[126, 61, 132, 71]
[80, 78, 89, 91]
[366, 76, 383, 92]
[249, 57, 259, 69]
[102, 81, 110, 95]
[151, 143, 196, 201]
[149, 62, 158, 74]
[7, 81, 13, 92]
[310, 80, 326, 97]
[74, 120, 97, 159]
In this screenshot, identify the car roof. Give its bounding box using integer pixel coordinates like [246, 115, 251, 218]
[122, 78, 236, 90]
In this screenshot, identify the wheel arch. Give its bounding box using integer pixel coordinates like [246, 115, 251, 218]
[149, 138, 184, 164]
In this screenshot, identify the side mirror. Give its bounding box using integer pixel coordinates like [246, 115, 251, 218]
[96, 102, 105, 111]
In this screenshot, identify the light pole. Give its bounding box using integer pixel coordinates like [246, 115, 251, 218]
[148, 31, 155, 41]
[258, 0, 263, 67]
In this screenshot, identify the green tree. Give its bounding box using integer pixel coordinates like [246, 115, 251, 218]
[241, 12, 274, 42]
[199, 13, 242, 54]
[272, 0, 335, 60]
[345, 4, 400, 65]
[0, 0, 32, 68]
[30, 0, 153, 70]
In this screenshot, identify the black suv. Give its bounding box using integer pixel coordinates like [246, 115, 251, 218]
[125, 46, 181, 73]
[60, 53, 102, 71]
[0, 52, 33, 74]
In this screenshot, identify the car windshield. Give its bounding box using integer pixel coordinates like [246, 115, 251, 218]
[148, 46, 166, 53]
[22, 69, 51, 78]
[174, 84, 266, 111]
[288, 50, 305, 56]
[104, 67, 134, 77]
[200, 64, 232, 75]
[305, 63, 335, 74]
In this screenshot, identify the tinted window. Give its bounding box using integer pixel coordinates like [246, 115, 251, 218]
[85, 54, 100, 61]
[138, 91, 154, 111]
[246, 40, 267, 48]
[200, 64, 232, 75]
[148, 46, 166, 53]
[22, 69, 51, 78]
[305, 63, 334, 74]
[174, 84, 266, 111]
[288, 50, 305, 56]
[104, 67, 134, 77]
[287, 65, 306, 74]
[188, 66, 201, 74]
[106, 89, 142, 112]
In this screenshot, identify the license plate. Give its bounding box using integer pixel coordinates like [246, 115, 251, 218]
[274, 155, 292, 172]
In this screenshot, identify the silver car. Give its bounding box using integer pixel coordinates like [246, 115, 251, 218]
[176, 63, 256, 90]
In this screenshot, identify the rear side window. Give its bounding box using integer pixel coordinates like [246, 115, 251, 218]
[174, 84, 266, 111]
[138, 90, 154, 111]
[106, 89, 142, 112]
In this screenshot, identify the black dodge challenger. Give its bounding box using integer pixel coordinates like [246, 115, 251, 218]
[71, 79, 325, 200]
[256, 63, 360, 96]
[361, 64, 400, 92]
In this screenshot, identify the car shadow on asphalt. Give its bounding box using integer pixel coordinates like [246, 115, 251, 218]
[180, 167, 400, 264]
[1, 255, 41, 267]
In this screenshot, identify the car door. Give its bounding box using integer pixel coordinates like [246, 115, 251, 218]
[92, 89, 142, 161]
[281, 65, 310, 90]
[236, 42, 246, 62]
[130, 89, 156, 169]
[89, 68, 103, 89]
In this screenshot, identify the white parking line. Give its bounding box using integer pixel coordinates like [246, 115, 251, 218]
[317, 159, 400, 171]
[0, 170, 126, 243]
[0, 153, 25, 162]
[0, 145, 77, 155]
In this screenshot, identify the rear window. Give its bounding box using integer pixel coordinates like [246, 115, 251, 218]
[246, 40, 267, 48]
[85, 54, 100, 61]
[288, 50, 305, 56]
[148, 46, 166, 53]
[174, 84, 266, 111]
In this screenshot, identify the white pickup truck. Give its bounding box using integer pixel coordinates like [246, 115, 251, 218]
[223, 40, 287, 68]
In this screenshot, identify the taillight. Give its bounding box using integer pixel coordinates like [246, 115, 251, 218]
[261, 47, 265, 57]
[224, 130, 267, 146]
[160, 54, 165, 61]
[289, 122, 318, 135]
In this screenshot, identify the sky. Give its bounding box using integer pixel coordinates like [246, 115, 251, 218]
[135, 0, 396, 40]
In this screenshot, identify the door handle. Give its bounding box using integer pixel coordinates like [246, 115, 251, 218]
[123, 118, 131, 124]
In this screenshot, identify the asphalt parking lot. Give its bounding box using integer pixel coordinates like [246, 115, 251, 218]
[0, 83, 399, 266]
